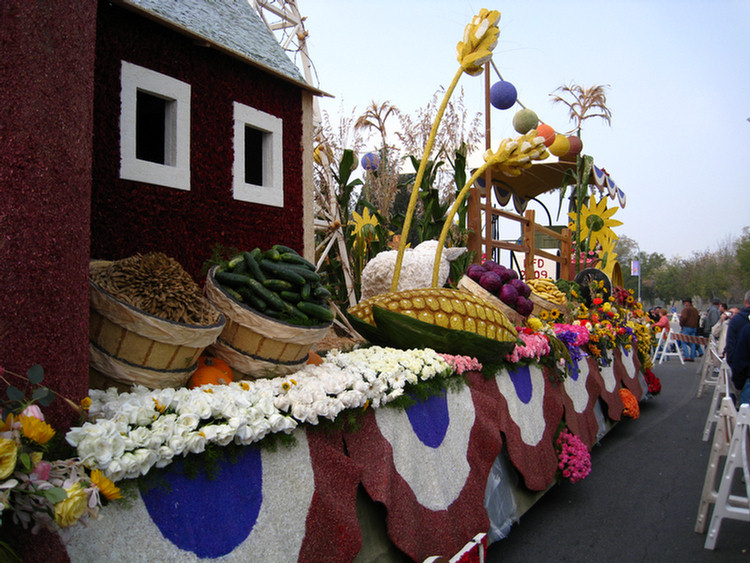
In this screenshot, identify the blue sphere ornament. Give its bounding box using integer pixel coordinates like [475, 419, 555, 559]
[490, 80, 517, 110]
[361, 152, 380, 172]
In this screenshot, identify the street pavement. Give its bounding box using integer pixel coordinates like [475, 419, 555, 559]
[486, 356, 750, 562]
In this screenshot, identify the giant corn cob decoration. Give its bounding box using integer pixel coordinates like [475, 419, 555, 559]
[348, 288, 518, 362]
[350, 288, 517, 340]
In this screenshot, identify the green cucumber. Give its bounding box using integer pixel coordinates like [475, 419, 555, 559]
[215, 271, 253, 288]
[243, 251, 266, 282]
[288, 306, 310, 321]
[272, 244, 299, 256]
[263, 278, 293, 292]
[280, 290, 302, 303]
[228, 254, 245, 270]
[250, 247, 262, 261]
[296, 301, 334, 323]
[224, 287, 244, 303]
[238, 287, 267, 311]
[259, 260, 307, 285]
[300, 283, 311, 300]
[313, 286, 331, 299]
[263, 248, 281, 261]
[283, 264, 321, 283]
[247, 278, 289, 312]
[279, 253, 315, 269]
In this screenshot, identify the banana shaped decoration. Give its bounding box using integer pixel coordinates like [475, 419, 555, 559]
[527, 278, 567, 305]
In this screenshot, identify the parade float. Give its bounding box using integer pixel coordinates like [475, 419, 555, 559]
[0, 3, 662, 563]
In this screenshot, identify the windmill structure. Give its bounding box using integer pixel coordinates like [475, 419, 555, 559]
[250, 0, 359, 323]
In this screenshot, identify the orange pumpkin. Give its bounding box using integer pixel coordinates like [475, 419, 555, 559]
[197, 355, 233, 381]
[306, 351, 324, 366]
[188, 365, 232, 389]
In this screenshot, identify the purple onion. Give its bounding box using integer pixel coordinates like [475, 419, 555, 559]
[498, 283, 519, 306]
[510, 278, 531, 298]
[466, 264, 487, 282]
[479, 271, 503, 293]
[516, 295, 534, 316]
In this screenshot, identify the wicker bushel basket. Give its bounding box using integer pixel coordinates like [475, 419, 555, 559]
[457, 275, 525, 326]
[89, 264, 226, 389]
[205, 267, 332, 379]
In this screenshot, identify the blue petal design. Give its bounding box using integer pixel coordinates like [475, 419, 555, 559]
[509, 365, 533, 404]
[406, 390, 449, 448]
[141, 446, 263, 558]
[569, 360, 580, 381]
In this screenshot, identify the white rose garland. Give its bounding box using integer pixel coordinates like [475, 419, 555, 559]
[66, 347, 452, 482]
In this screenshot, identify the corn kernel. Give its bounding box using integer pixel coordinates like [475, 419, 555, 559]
[412, 297, 425, 309]
[476, 319, 487, 337]
[452, 299, 466, 315]
[425, 297, 440, 311]
[434, 312, 450, 328]
[418, 310, 434, 324]
[400, 299, 412, 310]
[439, 297, 453, 314]
[449, 314, 464, 330]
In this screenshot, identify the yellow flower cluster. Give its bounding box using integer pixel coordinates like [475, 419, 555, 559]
[456, 8, 501, 76]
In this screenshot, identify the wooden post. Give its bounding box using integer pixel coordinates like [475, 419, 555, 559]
[523, 209, 536, 280]
[560, 227, 572, 280]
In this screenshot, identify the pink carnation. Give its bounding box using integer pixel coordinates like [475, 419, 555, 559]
[555, 429, 591, 483]
[505, 333, 551, 364]
[438, 354, 483, 375]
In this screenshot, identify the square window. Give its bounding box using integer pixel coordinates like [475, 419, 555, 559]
[120, 61, 190, 190]
[233, 102, 283, 207]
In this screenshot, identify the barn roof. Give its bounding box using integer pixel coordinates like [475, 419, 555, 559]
[115, 0, 327, 95]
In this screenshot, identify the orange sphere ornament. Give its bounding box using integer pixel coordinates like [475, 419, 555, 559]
[549, 134, 571, 157]
[535, 123, 556, 147]
[188, 365, 233, 389]
[197, 355, 233, 381]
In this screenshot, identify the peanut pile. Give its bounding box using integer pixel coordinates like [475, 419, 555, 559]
[90, 253, 220, 326]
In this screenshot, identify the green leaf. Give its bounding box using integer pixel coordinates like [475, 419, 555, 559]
[26, 364, 44, 385]
[19, 452, 31, 472]
[6, 386, 24, 403]
[32, 387, 54, 407]
[42, 487, 68, 504]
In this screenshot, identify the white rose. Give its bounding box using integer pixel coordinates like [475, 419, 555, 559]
[175, 413, 200, 434]
[184, 431, 206, 454]
[128, 426, 152, 448]
[155, 445, 175, 468]
[267, 413, 296, 433]
[132, 448, 157, 476]
[105, 459, 124, 482]
[167, 435, 187, 456]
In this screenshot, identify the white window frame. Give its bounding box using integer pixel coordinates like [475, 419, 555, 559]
[120, 61, 191, 190]
[233, 102, 284, 207]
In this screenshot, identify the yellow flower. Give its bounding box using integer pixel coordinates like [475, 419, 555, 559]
[539, 310, 549, 320]
[0, 439, 18, 479]
[527, 316, 543, 332]
[80, 397, 92, 411]
[240, 381, 250, 391]
[90, 469, 122, 501]
[569, 195, 623, 250]
[349, 208, 378, 238]
[20, 415, 55, 445]
[282, 382, 291, 392]
[550, 309, 561, 320]
[456, 8, 501, 76]
[54, 482, 88, 527]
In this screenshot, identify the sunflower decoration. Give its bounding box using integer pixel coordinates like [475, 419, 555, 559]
[569, 194, 623, 251]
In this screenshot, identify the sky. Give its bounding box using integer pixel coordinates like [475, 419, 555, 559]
[286, 0, 750, 260]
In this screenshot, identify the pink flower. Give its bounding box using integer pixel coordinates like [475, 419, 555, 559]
[30, 460, 52, 482]
[21, 405, 44, 421]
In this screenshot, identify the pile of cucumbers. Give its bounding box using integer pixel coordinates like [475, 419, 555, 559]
[213, 245, 333, 326]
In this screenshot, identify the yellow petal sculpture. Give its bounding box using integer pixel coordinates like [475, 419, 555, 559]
[392, 8, 501, 292]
